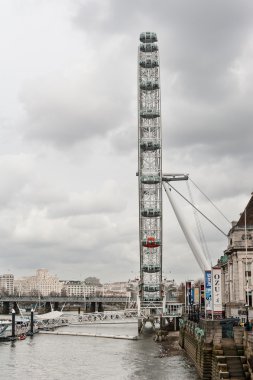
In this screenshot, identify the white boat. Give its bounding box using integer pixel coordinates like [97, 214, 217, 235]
[0, 320, 12, 340]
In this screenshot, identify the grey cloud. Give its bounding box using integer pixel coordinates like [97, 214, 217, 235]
[20, 56, 134, 147]
[0, 154, 34, 207]
[1, 0, 253, 283]
[47, 188, 127, 218]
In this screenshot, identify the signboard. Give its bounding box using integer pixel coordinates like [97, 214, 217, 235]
[191, 288, 194, 304]
[185, 281, 192, 306]
[212, 267, 222, 314]
[205, 270, 212, 311]
[200, 284, 205, 308]
[194, 287, 200, 305]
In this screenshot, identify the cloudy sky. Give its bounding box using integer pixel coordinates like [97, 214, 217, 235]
[0, 0, 253, 283]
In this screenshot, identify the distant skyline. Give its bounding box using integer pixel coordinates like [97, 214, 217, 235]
[0, 1, 253, 283]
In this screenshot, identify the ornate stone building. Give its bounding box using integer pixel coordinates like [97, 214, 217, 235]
[219, 194, 253, 319]
[14, 269, 62, 296]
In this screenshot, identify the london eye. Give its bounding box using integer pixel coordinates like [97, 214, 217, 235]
[138, 32, 163, 314]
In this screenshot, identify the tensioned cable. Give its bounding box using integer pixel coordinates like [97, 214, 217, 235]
[167, 183, 228, 237]
[186, 180, 212, 265]
[189, 177, 231, 225]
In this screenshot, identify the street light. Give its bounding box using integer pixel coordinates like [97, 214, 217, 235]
[245, 304, 250, 331]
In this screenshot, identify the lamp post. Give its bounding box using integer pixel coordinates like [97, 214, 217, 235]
[11, 309, 16, 338]
[245, 304, 250, 331]
[190, 302, 193, 321]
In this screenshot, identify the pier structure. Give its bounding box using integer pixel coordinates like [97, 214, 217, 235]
[0, 309, 36, 341]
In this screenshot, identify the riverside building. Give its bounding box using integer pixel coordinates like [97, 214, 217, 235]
[14, 269, 62, 296]
[62, 281, 97, 297]
[0, 274, 14, 295]
[219, 194, 253, 320]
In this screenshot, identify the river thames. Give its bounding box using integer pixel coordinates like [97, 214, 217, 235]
[0, 322, 200, 379]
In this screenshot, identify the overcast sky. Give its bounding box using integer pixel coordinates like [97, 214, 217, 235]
[0, 0, 253, 283]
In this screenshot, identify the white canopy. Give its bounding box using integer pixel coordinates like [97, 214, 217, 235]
[35, 311, 63, 321]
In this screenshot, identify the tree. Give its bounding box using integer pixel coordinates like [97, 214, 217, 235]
[30, 289, 39, 297]
[49, 291, 59, 297]
[61, 288, 67, 297]
[0, 287, 9, 296]
[84, 277, 101, 286]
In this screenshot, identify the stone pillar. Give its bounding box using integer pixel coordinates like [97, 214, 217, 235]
[229, 261, 233, 303]
[2, 301, 10, 314]
[90, 302, 96, 313]
[249, 260, 253, 311]
[238, 259, 244, 302]
[98, 302, 103, 312]
[45, 302, 51, 313]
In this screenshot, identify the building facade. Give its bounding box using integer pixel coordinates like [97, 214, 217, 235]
[103, 281, 131, 297]
[219, 194, 253, 319]
[14, 269, 62, 296]
[62, 281, 97, 297]
[0, 274, 14, 295]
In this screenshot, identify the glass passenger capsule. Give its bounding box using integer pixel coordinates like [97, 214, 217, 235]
[140, 32, 157, 43]
[140, 43, 158, 53]
[140, 110, 160, 119]
[140, 80, 159, 91]
[143, 284, 160, 292]
[143, 296, 161, 302]
[140, 175, 160, 184]
[142, 236, 161, 248]
[140, 140, 160, 151]
[142, 265, 160, 273]
[144, 250, 155, 255]
[141, 208, 161, 217]
[139, 59, 159, 68]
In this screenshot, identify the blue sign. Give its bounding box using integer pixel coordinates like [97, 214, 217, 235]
[205, 270, 212, 311]
[191, 288, 194, 304]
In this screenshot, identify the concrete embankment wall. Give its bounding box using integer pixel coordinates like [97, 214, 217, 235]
[243, 331, 253, 379]
[179, 320, 246, 380]
[179, 321, 213, 380]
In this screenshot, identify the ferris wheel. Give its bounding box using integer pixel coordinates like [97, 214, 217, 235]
[138, 32, 163, 313]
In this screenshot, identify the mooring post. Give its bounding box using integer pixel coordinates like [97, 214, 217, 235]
[138, 318, 143, 334]
[30, 309, 34, 335]
[11, 309, 16, 338]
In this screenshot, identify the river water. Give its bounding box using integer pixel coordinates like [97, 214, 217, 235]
[0, 320, 200, 380]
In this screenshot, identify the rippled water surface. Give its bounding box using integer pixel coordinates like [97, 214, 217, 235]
[0, 322, 200, 380]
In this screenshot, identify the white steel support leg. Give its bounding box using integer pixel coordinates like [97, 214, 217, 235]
[163, 182, 211, 273]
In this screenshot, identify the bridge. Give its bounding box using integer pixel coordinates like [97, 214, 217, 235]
[0, 295, 130, 303]
[0, 295, 133, 315]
